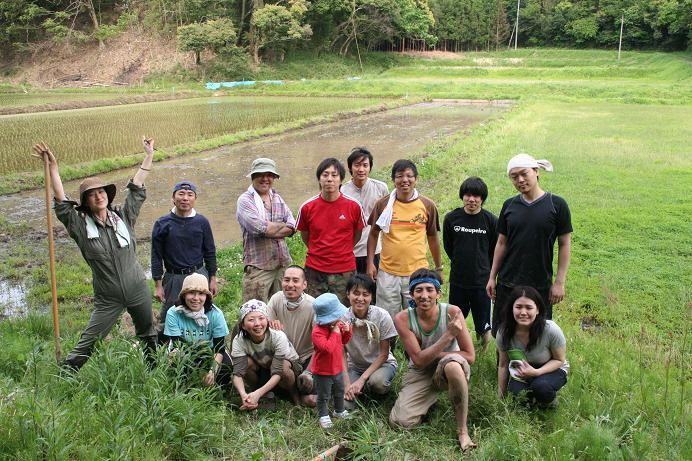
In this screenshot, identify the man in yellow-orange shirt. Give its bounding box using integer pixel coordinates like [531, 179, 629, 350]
[366, 159, 443, 320]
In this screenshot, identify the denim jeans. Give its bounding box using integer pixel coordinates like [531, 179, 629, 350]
[507, 368, 567, 406]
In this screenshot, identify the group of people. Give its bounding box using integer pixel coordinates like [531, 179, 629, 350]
[32, 138, 572, 452]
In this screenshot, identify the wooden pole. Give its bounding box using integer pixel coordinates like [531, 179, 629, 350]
[514, 0, 520, 50]
[618, 15, 624, 60]
[43, 157, 61, 363]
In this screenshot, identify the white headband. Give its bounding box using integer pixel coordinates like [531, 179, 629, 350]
[507, 153, 554, 175]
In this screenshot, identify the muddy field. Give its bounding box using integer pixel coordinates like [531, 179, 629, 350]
[0, 99, 506, 317]
[1, 100, 505, 244]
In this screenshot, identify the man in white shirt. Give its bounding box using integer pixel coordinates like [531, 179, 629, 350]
[341, 147, 389, 274]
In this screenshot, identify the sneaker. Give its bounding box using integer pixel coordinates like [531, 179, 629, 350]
[333, 409, 350, 419]
[319, 416, 333, 429]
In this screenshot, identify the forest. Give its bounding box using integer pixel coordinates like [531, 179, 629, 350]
[1, 0, 690, 64]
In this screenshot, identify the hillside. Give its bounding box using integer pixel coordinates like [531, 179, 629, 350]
[8, 28, 193, 87]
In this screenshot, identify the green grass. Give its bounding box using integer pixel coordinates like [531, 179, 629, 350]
[0, 48, 690, 459]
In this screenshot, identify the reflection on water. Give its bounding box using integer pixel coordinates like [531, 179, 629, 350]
[0, 101, 503, 246]
[0, 279, 28, 319]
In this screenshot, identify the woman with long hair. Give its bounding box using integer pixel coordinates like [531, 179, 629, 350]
[496, 286, 569, 408]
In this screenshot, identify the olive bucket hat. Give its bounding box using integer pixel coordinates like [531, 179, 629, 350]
[75, 177, 117, 213]
[246, 158, 280, 178]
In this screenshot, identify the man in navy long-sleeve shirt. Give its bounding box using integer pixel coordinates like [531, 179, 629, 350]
[151, 181, 218, 334]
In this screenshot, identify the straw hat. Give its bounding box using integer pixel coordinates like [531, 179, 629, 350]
[75, 177, 116, 212]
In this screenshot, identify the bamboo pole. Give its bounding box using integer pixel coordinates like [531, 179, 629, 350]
[42, 156, 61, 363]
[310, 442, 346, 461]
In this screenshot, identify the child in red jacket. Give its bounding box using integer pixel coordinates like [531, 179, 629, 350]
[312, 293, 352, 428]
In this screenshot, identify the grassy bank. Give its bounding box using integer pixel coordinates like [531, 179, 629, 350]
[0, 48, 690, 459]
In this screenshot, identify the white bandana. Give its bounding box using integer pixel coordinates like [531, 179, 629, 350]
[352, 307, 381, 343]
[285, 293, 305, 310]
[171, 207, 196, 217]
[507, 153, 553, 175]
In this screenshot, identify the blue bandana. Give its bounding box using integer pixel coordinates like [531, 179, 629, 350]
[407, 277, 442, 308]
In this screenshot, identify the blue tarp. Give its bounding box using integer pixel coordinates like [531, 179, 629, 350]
[206, 80, 284, 90]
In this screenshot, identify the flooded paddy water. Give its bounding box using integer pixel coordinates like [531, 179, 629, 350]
[1, 100, 505, 245]
[0, 99, 506, 316]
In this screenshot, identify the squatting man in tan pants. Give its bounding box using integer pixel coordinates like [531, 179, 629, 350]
[389, 268, 477, 452]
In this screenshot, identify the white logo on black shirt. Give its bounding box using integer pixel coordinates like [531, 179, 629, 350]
[454, 225, 487, 234]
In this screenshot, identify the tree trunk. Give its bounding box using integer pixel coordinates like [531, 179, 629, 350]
[237, 0, 246, 46]
[85, 0, 104, 48]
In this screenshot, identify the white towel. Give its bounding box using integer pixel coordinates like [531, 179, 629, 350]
[375, 189, 419, 233]
[247, 185, 272, 221]
[85, 211, 130, 248]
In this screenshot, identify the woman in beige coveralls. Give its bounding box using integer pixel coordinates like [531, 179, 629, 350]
[33, 138, 158, 370]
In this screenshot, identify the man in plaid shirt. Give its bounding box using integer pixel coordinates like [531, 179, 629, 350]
[237, 158, 296, 302]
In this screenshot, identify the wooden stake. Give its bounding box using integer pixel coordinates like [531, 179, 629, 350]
[43, 156, 61, 363]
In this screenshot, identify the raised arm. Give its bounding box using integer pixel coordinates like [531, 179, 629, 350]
[32, 143, 66, 202]
[131, 136, 155, 186]
[444, 305, 475, 364]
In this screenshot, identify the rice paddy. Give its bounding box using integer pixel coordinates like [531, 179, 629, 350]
[0, 95, 383, 175]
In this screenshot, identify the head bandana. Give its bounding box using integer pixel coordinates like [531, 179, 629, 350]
[239, 299, 269, 322]
[408, 277, 442, 307]
[506, 153, 554, 175]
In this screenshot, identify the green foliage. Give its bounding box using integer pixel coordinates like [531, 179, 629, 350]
[93, 11, 136, 42]
[250, 0, 312, 63]
[568, 16, 599, 44]
[178, 18, 237, 64]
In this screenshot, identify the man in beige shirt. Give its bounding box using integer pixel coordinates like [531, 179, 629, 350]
[267, 265, 316, 406]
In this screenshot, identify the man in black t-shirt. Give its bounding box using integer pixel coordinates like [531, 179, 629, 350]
[486, 154, 572, 335]
[443, 177, 497, 351]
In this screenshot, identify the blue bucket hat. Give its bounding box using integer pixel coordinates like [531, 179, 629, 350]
[313, 293, 348, 326]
